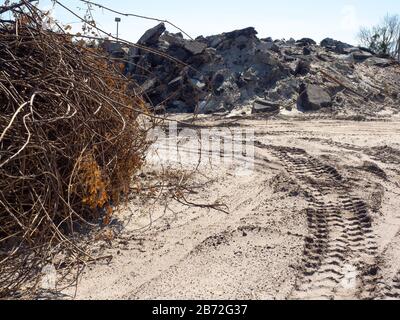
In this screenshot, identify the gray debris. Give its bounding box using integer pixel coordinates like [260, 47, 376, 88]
[352, 50, 374, 62]
[139, 78, 158, 93]
[320, 38, 353, 54]
[298, 84, 332, 111]
[259, 40, 280, 53]
[138, 22, 166, 45]
[162, 32, 207, 55]
[343, 47, 361, 54]
[296, 38, 316, 46]
[168, 76, 183, 90]
[252, 99, 280, 114]
[102, 23, 399, 115]
[294, 60, 311, 76]
[190, 78, 206, 90]
[364, 57, 395, 67]
[303, 46, 312, 55]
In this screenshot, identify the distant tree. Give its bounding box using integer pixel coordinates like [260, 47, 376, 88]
[358, 14, 400, 60]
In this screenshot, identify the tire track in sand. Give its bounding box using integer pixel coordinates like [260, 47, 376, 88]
[384, 271, 400, 299]
[255, 142, 379, 300]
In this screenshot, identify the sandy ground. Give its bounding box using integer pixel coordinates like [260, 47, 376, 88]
[61, 115, 400, 300]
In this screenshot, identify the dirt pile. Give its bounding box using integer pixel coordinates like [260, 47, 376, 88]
[107, 24, 400, 117]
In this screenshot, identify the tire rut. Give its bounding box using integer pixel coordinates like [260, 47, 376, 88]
[255, 142, 379, 300]
[380, 270, 400, 299]
[387, 272, 400, 299]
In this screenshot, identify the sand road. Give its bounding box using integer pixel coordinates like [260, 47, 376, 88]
[62, 117, 400, 300]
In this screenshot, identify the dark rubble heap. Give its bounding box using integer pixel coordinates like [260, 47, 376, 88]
[104, 23, 400, 117]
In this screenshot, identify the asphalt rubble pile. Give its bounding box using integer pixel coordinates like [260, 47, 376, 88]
[104, 23, 400, 117]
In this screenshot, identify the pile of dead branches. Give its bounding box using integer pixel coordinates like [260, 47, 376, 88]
[0, 2, 154, 297]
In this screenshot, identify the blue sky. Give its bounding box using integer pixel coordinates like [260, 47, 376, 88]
[6, 0, 400, 44]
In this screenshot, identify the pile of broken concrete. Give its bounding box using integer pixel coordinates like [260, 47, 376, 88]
[104, 23, 400, 117]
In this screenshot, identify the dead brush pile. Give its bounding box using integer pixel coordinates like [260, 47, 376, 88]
[0, 4, 154, 297]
